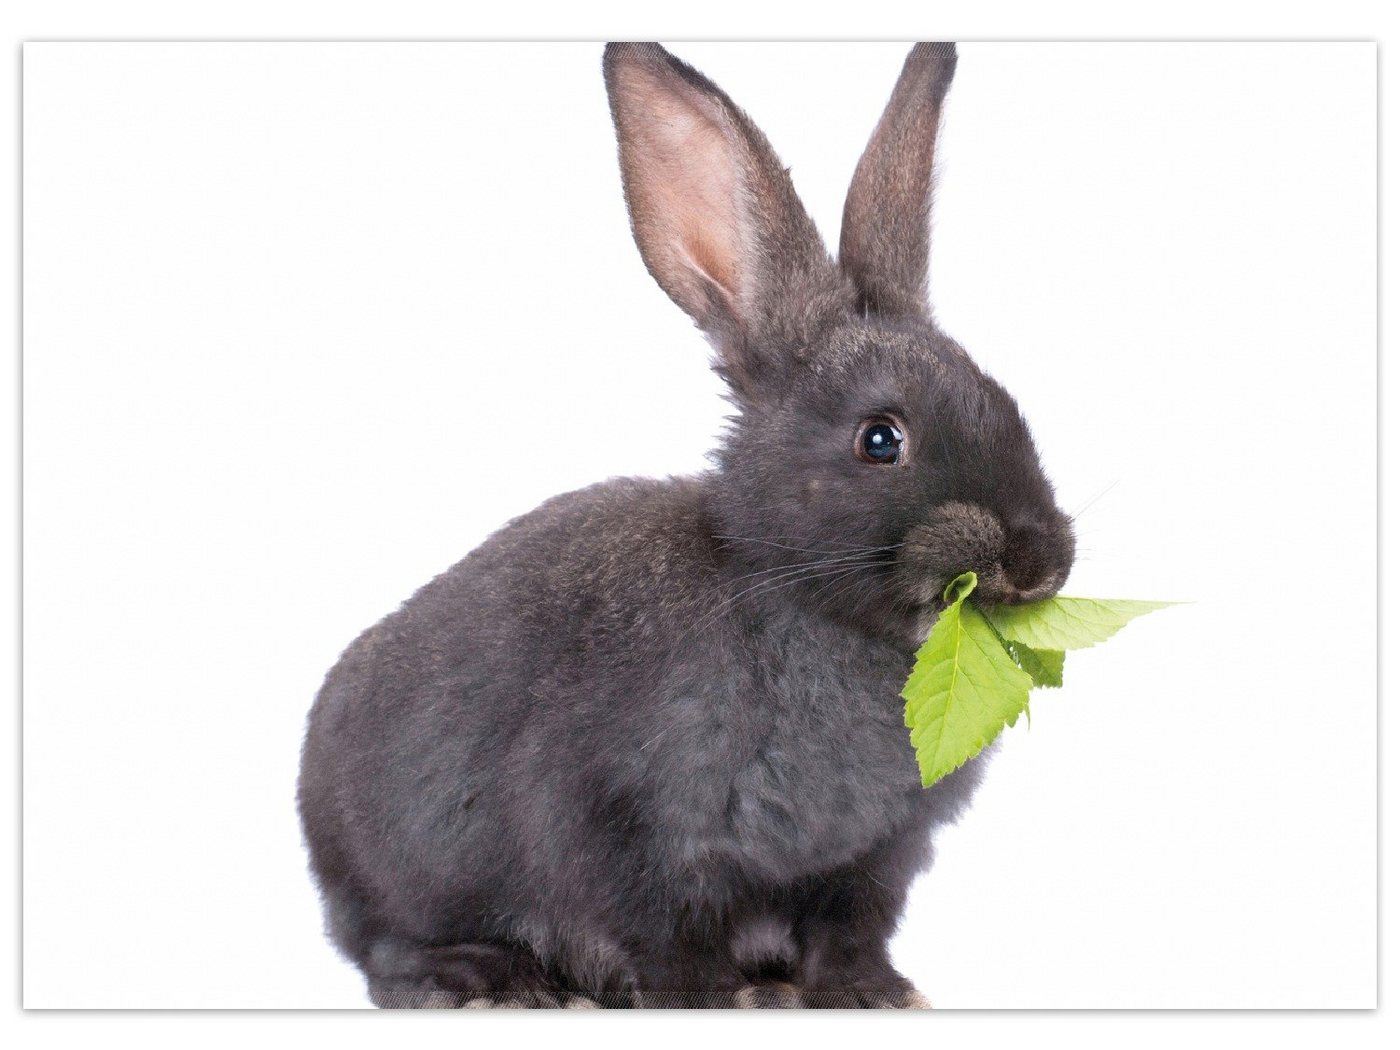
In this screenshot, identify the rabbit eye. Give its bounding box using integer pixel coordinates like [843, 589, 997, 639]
[855, 416, 905, 465]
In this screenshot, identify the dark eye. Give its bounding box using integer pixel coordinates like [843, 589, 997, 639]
[855, 416, 905, 465]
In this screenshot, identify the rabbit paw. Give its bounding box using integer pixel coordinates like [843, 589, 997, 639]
[734, 981, 803, 1008]
[802, 975, 929, 1009]
[365, 940, 567, 1008]
[461, 992, 602, 1009]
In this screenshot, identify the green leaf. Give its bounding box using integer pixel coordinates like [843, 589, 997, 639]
[976, 603, 1066, 690]
[902, 573, 1033, 788]
[902, 579, 1175, 787]
[985, 596, 1173, 652]
[1007, 643, 1065, 688]
[941, 571, 978, 605]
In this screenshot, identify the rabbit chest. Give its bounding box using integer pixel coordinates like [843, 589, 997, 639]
[642, 610, 938, 888]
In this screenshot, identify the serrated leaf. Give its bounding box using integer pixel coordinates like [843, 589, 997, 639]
[977, 604, 1066, 690]
[941, 571, 978, 605]
[902, 575, 1175, 787]
[1007, 643, 1065, 688]
[902, 573, 1032, 788]
[985, 596, 1172, 651]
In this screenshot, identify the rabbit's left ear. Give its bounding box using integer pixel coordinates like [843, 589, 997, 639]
[604, 43, 852, 401]
[840, 43, 958, 322]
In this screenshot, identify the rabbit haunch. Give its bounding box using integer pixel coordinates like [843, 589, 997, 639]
[298, 41, 1075, 1009]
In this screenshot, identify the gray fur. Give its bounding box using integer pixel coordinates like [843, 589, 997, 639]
[298, 42, 1075, 1009]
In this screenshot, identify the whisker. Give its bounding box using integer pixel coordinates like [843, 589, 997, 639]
[715, 533, 903, 556]
[810, 564, 871, 609]
[820, 565, 879, 615]
[1068, 479, 1119, 523]
[721, 551, 887, 587]
[719, 558, 874, 600]
[684, 561, 880, 642]
[713, 561, 872, 619]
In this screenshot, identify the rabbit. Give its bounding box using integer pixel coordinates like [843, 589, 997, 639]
[297, 41, 1076, 1010]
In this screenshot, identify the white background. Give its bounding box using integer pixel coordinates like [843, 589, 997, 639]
[20, 30, 1377, 1021]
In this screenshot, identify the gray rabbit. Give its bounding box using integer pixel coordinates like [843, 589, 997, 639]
[298, 41, 1075, 1009]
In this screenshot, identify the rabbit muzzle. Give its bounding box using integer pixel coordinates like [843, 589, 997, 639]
[896, 501, 1076, 615]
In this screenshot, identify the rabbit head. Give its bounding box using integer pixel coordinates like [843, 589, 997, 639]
[604, 43, 1075, 645]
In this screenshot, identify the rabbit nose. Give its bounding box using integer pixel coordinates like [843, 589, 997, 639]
[974, 572, 1046, 608]
[976, 522, 1072, 606]
[1002, 525, 1058, 593]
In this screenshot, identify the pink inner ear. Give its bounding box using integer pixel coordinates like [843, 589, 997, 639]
[614, 64, 744, 317]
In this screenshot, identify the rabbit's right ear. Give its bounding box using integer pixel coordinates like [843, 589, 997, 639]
[839, 43, 958, 322]
[604, 43, 851, 401]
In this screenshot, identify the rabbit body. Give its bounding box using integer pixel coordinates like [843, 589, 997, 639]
[299, 42, 1075, 1008]
[301, 473, 985, 1007]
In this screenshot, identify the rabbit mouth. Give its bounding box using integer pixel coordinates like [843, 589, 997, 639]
[895, 501, 1076, 616]
[962, 560, 1071, 610]
[900, 559, 1070, 650]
